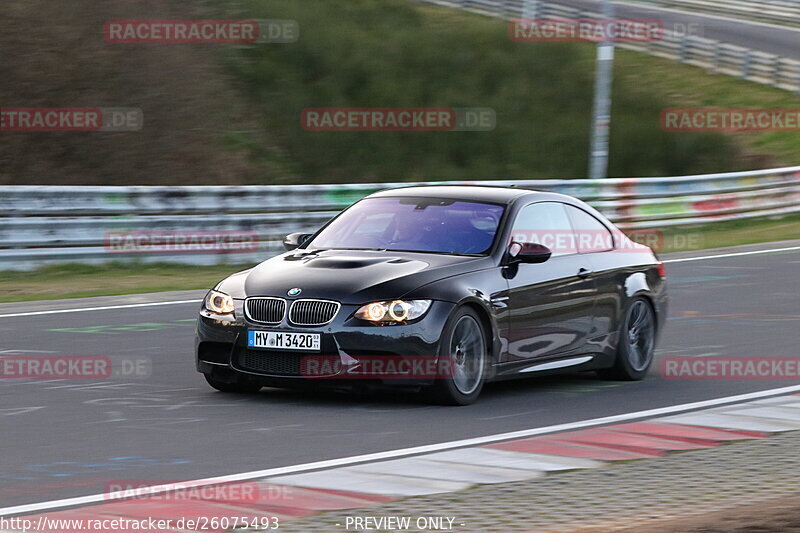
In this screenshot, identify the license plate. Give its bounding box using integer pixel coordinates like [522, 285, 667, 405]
[247, 331, 321, 352]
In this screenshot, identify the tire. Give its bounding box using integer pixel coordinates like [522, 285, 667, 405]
[427, 307, 489, 406]
[203, 372, 263, 394]
[599, 297, 656, 381]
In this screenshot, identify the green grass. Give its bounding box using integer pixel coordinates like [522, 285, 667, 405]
[221, 0, 743, 183]
[3, 0, 799, 186]
[217, 0, 800, 183]
[0, 263, 255, 303]
[656, 214, 800, 253]
[615, 50, 800, 168]
[3, 216, 799, 303]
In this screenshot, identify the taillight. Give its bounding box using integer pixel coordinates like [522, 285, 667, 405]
[657, 261, 666, 279]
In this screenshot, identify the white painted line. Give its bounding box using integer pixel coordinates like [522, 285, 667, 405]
[0, 300, 201, 319]
[664, 245, 800, 264]
[3, 384, 800, 516]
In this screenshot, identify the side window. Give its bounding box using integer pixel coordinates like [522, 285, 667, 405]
[566, 205, 614, 253]
[510, 202, 576, 256]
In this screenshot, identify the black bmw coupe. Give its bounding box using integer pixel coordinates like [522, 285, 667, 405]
[196, 186, 667, 405]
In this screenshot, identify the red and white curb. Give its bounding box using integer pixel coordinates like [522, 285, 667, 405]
[7, 393, 800, 531]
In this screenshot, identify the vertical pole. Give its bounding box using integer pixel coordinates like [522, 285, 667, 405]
[522, 0, 538, 19]
[588, 0, 615, 180]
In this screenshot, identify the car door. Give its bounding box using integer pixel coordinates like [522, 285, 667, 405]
[502, 202, 597, 363]
[564, 204, 621, 342]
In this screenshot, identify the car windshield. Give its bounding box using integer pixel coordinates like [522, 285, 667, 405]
[307, 197, 505, 255]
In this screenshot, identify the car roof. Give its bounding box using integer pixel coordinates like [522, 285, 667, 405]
[367, 185, 539, 204]
[366, 185, 587, 207]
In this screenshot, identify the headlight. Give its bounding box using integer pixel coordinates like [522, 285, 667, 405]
[204, 290, 235, 315]
[355, 300, 432, 323]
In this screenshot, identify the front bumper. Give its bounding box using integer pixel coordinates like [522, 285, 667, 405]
[195, 299, 456, 386]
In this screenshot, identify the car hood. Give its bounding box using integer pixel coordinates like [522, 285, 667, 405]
[218, 249, 492, 304]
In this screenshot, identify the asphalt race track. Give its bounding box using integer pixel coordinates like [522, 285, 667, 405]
[1, 243, 799, 509]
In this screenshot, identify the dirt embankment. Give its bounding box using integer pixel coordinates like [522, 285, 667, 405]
[0, 0, 271, 185]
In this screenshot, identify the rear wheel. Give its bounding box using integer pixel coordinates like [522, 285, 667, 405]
[428, 308, 489, 406]
[203, 372, 263, 394]
[599, 297, 656, 381]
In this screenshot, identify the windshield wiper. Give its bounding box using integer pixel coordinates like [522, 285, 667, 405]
[327, 247, 388, 252]
[383, 248, 482, 257]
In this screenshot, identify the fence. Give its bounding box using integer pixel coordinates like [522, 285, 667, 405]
[415, 0, 800, 93]
[1, 166, 799, 270]
[625, 0, 800, 27]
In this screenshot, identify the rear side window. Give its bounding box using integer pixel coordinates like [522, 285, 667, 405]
[510, 202, 576, 256]
[565, 205, 614, 253]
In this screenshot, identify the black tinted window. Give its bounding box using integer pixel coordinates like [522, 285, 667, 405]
[309, 197, 505, 255]
[511, 202, 576, 256]
[565, 205, 614, 253]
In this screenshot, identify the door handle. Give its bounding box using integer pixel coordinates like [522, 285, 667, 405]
[577, 267, 593, 279]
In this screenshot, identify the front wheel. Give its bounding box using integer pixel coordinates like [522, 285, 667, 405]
[427, 308, 489, 406]
[599, 297, 656, 381]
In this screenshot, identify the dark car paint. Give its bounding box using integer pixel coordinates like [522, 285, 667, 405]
[239, 252, 495, 305]
[197, 186, 667, 387]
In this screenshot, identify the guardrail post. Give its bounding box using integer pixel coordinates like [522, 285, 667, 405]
[796, 67, 800, 95]
[741, 49, 752, 81]
[522, 0, 539, 19]
[712, 43, 720, 74]
[679, 34, 688, 64]
[505, 0, 520, 17]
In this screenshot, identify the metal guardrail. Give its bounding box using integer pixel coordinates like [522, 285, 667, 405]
[415, 0, 800, 93]
[1, 167, 799, 270]
[626, 0, 800, 27]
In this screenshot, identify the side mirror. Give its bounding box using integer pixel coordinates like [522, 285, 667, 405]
[283, 232, 312, 251]
[508, 241, 552, 264]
